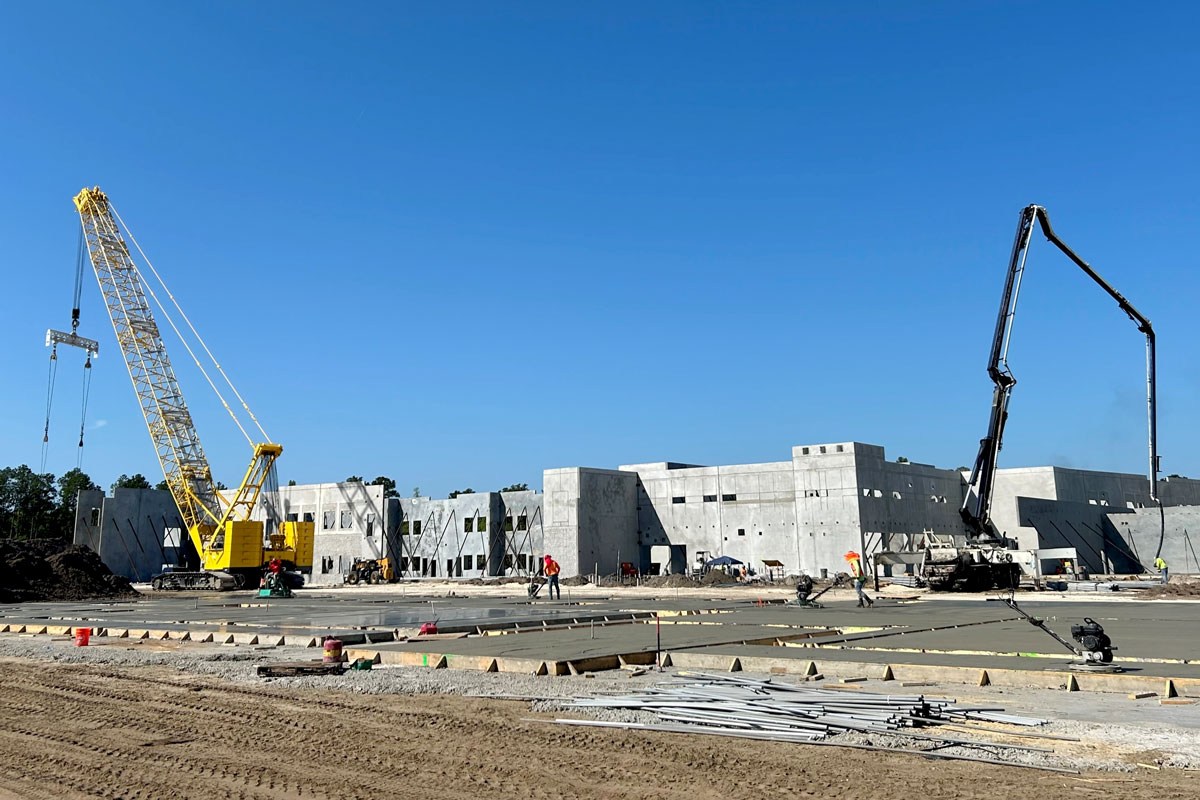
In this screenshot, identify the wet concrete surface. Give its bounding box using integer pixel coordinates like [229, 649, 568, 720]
[2, 590, 1194, 678]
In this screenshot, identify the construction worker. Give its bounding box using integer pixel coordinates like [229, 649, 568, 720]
[544, 554, 561, 600]
[1155, 555, 1168, 585]
[844, 551, 874, 608]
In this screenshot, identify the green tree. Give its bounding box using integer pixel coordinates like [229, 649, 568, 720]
[111, 473, 152, 492]
[448, 488, 475, 499]
[215, 481, 229, 491]
[57, 468, 98, 531]
[155, 479, 169, 491]
[412, 487, 421, 498]
[345, 475, 363, 483]
[500, 483, 528, 492]
[369, 476, 398, 498]
[287, 479, 297, 486]
[0, 465, 59, 539]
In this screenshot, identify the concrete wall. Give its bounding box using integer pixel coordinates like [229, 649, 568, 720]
[842, 444, 967, 563]
[544, 467, 637, 578]
[989, 468, 1059, 549]
[395, 490, 544, 578]
[1105, 505, 1200, 575]
[630, 459, 801, 575]
[617, 442, 968, 579]
[991, 467, 1200, 552]
[268, 482, 393, 586]
[72, 488, 185, 581]
[1019, 497, 1140, 574]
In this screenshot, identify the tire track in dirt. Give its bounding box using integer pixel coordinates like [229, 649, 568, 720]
[1, 660, 1198, 800]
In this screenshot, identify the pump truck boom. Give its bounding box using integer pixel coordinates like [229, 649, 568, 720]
[73, 187, 313, 590]
[921, 204, 1159, 590]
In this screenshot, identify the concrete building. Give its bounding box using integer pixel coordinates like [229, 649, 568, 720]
[268, 483, 546, 584]
[543, 442, 966, 579]
[72, 488, 186, 582]
[396, 490, 544, 579]
[990, 468, 1200, 552]
[542, 442, 1200, 579]
[544, 468, 638, 580]
[265, 481, 398, 586]
[73, 443, 1200, 584]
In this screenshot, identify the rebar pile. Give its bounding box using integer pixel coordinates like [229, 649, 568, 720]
[560, 672, 1045, 743]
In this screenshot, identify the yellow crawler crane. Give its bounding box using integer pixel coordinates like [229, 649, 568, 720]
[74, 187, 313, 590]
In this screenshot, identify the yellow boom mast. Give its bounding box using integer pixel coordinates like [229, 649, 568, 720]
[73, 187, 311, 588]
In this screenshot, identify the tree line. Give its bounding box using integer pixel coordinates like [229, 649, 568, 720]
[2, 464, 537, 540]
[0, 464, 160, 540]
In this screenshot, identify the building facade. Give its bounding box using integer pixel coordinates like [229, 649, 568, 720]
[74, 444, 1200, 583]
[541, 442, 1200, 579]
[72, 487, 186, 582]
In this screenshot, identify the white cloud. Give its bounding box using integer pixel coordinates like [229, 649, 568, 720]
[92, 419, 108, 429]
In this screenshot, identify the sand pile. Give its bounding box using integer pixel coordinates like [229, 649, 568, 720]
[0, 540, 139, 603]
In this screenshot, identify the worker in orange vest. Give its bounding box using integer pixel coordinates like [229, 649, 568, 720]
[543, 554, 561, 600]
[844, 551, 873, 608]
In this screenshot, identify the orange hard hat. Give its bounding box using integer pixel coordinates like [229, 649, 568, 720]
[844, 551, 859, 561]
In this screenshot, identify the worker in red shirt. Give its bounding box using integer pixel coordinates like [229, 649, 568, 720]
[543, 554, 561, 600]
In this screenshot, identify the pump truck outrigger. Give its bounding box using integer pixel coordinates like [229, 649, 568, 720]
[921, 205, 1160, 591]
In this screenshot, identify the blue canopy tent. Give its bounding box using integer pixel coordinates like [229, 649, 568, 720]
[704, 555, 744, 567]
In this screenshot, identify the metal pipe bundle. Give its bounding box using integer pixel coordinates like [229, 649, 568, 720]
[565, 672, 1046, 742]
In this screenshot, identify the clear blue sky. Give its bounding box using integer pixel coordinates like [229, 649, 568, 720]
[2, 2, 1197, 496]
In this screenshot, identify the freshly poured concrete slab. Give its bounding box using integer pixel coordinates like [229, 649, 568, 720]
[694, 599, 1022, 629]
[352, 621, 833, 674]
[813, 618, 1200, 662]
[677, 642, 1200, 676]
[0, 595, 655, 637]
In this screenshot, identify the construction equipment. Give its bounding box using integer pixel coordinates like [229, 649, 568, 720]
[786, 574, 845, 608]
[259, 571, 294, 598]
[73, 187, 314, 591]
[923, 204, 1158, 590]
[1001, 596, 1121, 672]
[345, 557, 391, 585]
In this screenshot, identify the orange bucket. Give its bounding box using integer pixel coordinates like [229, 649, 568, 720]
[74, 627, 90, 647]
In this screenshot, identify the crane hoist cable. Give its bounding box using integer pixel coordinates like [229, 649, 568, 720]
[72, 227, 93, 468]
[110, 204, 271, 444]
[102, 203, 267, 448]
[41, 228, 94, 472]
[76, 352, 93, 469]
[38, 345, 58, 473]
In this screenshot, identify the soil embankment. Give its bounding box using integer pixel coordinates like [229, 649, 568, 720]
[0, 539, 138, 603]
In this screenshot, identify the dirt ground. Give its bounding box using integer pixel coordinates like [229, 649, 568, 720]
[0, 659, 1195, 800]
